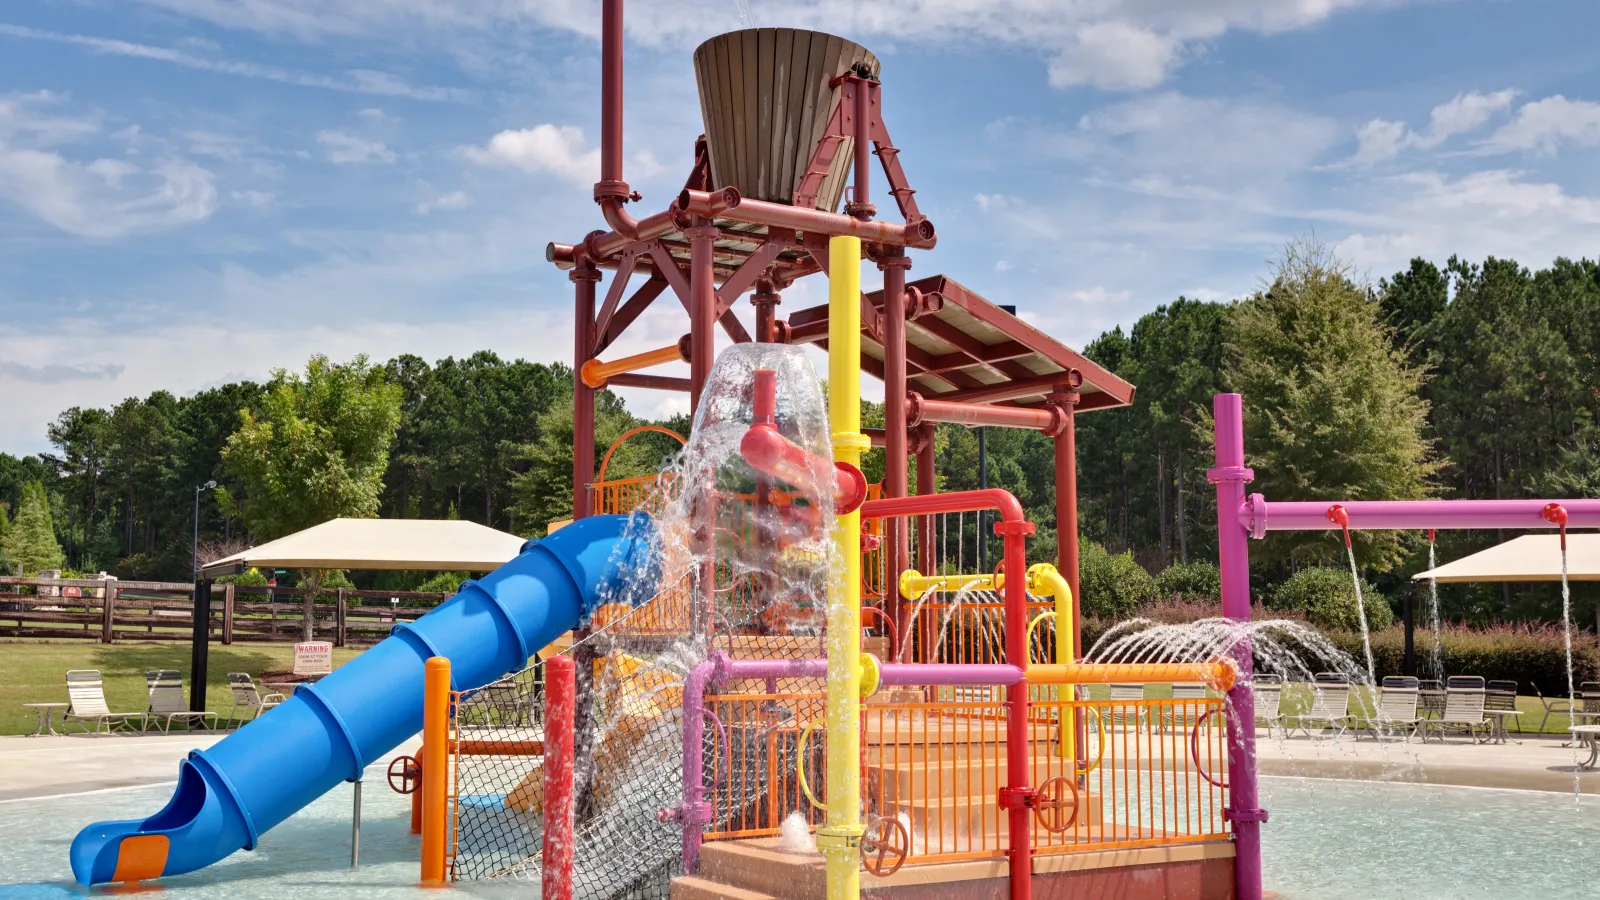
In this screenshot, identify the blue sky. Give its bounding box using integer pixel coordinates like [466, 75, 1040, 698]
[2, 0, 1598, 454]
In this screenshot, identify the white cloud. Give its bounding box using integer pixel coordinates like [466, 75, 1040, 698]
[1334, 169, 1600, 274]
[415, 190, 471, 215]
[230, 189, 277, 206]
[974, 192, 1022, 213]
[122, 0, 1403, 91]
[1346, 90, 1516, 165]
[317, 129, 395, 164]
[1485, 95, 1600, 154]
[464, 125, 663, 184]
[0, 95, 218, 237]
[0, 22, 469, 101]
[1048, 22, 1181, 91]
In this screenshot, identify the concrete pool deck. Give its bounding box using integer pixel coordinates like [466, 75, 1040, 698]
[1, 729, 1593, 803]
[0, 732, 423, 802]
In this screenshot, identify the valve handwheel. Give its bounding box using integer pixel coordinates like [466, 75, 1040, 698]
[387, 755, 421, 794]
[860, 815, 910, 877]
[1034, 775, 1079, 833]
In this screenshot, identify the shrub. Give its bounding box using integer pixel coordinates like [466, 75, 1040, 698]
[1154, 561, 1220, 603]
[417, 570, 469, 595]
[1079, 542, 1156, 618]
[1270, 566, 1393, 632]
[1326, 622, 1598, 695]
[218, 567, 270, 587]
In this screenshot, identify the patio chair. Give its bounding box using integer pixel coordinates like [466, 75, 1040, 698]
[1285, 674, 1351, 738]
[224, 672, 284, 728]
[1421, 677, 1490, 743]
[1485, 680, 1520, 735]
[1166, 682, 1209, 730]
[1107, 683, 1148, 731]
[1369, 676, 1421, 741]
[1252, 674, 1286, 737]
[1577, 682, 1600, 727]
[1534, 684, 1573, 734]
[145, 670, 218, 734]
[61, 670, 148, 734]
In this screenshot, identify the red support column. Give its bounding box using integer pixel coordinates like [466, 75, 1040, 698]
[572, 263, 601, 520]
[541, 655, 576, 900]
[880, 251, 910, 658]
[1049, 377, 1081, 659]
[752, 277, 781, 343]
[914, 423, 936, 662]
[687, 220, 718, 414]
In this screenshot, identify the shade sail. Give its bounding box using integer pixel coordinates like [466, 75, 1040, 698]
[1412, 533, 1600, 582]
[201, 518, 527, 576]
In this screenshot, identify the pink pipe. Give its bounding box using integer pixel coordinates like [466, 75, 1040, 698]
[1240, 498, 1600, 537]
[879, 663, 1022, 687]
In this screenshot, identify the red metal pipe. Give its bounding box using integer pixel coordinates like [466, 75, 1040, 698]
[687, 221, 717, 414]
[1050, 383, 1081, 658]
[676, 187, 742, 218]
[685, 190, 936, 248]
[907, 392, 1066, 435]
[848, 76, 874, 220]
[861, 487, 1025, 524]
[595, 0, 639, 239]
[741, 371, 868, 514]
[1000, 519, 1033, 900]
[881, 253, 910, 658]
[914, 424, 936, 576]
[541, 655, 576, 900]
[572, 264, 600, 520]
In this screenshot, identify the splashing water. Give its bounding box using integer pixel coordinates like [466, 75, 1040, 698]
[1425, 537, 1445, 683]
[1343, 544, 1377, 685]
[1558, 534, 1581, 793]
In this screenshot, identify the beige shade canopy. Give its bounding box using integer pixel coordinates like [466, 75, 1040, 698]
[1412, 533, 1600, 582]
[201, 518, 527, 576]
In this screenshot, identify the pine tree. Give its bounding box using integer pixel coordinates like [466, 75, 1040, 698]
[1226, 238, 1439, 572]
[3, 481, 66, 574]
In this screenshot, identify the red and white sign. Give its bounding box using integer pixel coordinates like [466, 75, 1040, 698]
[294, 641, 334, 676]
[61, 586, 82, 599]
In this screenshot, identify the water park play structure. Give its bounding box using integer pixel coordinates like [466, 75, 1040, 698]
[67, 3, 1600, 898]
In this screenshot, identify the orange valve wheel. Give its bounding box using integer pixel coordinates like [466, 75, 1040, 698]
[860, 815, 910, 877]
[387, 755, 421, 794]
[1034, 775, 1079, 834]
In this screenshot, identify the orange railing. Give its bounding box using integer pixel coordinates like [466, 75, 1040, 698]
[696, 690, 1230, 868]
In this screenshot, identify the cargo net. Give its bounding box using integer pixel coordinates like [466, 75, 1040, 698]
[450, 344, 843, 898]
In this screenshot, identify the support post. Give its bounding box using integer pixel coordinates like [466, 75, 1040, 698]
[572, 263, 601, 520]
[542, 655, 576, 900]
[752, 277, 781, 343]
[1209, 393, 1264, 900]
[335, 588, 347, 648]
[350, 779, 362, 869]
[101, 582, 116, 644]
[1050, 380, 1081, 660]
[189, 579, 212, 713]
[999, 528, 1034, 900]
[421, 657, 450, 884]
[687, 220, 718, 414]
[881, 250, 911, 657]
[818, 234, 867, 900]
[223, 583, 235, 645]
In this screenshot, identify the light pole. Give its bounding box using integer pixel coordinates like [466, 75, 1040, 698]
[193, 480, 216, 583]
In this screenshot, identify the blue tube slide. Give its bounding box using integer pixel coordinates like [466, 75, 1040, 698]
[70, 513, 656, 886]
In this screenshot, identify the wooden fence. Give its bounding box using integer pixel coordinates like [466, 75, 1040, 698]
[0, 577, 453, 647]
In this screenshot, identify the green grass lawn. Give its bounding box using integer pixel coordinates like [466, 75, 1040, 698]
[0, 641, 364, 735]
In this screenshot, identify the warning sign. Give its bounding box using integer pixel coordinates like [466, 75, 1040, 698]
[294, 641, 334, 676]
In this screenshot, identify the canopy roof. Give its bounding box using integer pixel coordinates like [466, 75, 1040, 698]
[201, 518, 526, 576]
[1412, 534, 1600, 583]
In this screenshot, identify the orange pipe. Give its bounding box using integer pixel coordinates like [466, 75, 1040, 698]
[452, 739, 545, 756]
[580, 341, 686, 388]
[1028, 660, 1236, 692]
[420, 657, 450, 884]
[410, 747, 424, 834]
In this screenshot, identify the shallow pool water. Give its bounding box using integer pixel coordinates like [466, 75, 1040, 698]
[1260, 777, 1595, 899]
[0, 773, 1593, 898]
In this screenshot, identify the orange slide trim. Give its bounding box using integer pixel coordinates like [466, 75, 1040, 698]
[110, 834, 169, 883]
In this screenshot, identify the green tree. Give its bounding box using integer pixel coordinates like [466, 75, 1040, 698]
[508, 390, 658, 536]
[1226, 239, 1439, 572]
[1269, 566, 1394, 632]
[1078, 541, 1157, 618]
[223, 354, 402, 639]
[3, 481, 65, 574]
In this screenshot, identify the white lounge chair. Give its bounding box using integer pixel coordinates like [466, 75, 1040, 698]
[1286, 675, 1351, 738]
[145, 670, 218, 734]
[1167, 682, 1209, 730]
[1369, 676, 1421, 741]
[1108, 683, 1147, 731]
[1253, 674, 1286, 737]
[1421, 677, 1490, 744]
[224, 672, 284, 727]
[62, 670, 148, 734]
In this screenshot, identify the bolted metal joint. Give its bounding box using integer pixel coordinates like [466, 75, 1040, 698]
[993, 520, 1036, 537]
[997, 786, 1038, 810]
[1225, 806, 1270, 824]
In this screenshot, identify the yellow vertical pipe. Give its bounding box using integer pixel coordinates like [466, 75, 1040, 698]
[820, 235, 866, 900]
[421, 656, 450, 884]
[1027, 564, 1075, 763]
